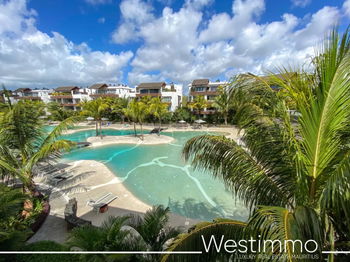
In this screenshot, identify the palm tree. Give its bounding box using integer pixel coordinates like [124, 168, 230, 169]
[123, 100, 148, 140]
[149, 97, 169, 136]
[0, 101, 77, 192]
[188, 96, 208, 119]
[109, 97, 129, 123]
[47, 101, 76, 121]
[67, 206, 180, 262]
[80, 98, 109, 137]
[163, 28, 350, 261]
[213, 86, 232, 125]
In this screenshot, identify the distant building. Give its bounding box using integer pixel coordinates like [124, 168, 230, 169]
[188, 79, 228, 115]
[50, 86, 89, 111]
[87, 83, 135, 99]
[12, 88, 53, 103]
[136, 82, 182, 111]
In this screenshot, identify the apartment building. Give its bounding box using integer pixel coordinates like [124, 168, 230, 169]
[87, 83, 135, 99]
[136, 82, 182, 111]
[50, 86, 89, 111]
[12, 88, 53, 103]
[188, 79, 228, 115]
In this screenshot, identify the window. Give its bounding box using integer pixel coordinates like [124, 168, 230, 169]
[162, 96, 171, 102]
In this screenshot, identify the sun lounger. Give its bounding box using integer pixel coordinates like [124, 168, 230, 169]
[87, 192, 118, 213]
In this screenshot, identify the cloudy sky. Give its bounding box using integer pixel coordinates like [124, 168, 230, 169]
[0, 0, 349, 89]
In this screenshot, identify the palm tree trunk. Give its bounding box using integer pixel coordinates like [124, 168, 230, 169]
[133, 122, 137, 137]
[99, 120, 103, 139]
[95, 121, 98, 136]
[158, 118, 161, 136]
[140, 122, 144, 140]
[224, 115, 228, 125]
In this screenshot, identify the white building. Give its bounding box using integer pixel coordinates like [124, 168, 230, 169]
[136, 82, 182, 112]
[11, 88, 53, 103]
[50, 86, 89, 111]
[87, 83, 135, 99]
[188, 79, 228, 116]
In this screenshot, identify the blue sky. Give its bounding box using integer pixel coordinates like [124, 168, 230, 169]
[0, 0, 349, 89]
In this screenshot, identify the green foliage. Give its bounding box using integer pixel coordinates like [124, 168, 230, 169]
[15, 241, 78, 262]
[47, 102, 77, 121]
[178, 28, 350, 260]
[80, 98, 109, 136]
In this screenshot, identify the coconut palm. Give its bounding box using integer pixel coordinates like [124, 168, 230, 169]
[80, 98, 109, 137]
[188, 96, 209, 119]
[149, 97, 169, 136]
[213, 86, 232, 125]
[0, 101, 77, 192]
[123, 100, 148, 140]
[163, 28, 350, 261]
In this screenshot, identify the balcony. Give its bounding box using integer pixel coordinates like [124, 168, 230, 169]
[50, 93, 73, 99]
[61, 103, 78, 107]
[15, 96, 41, 100]
[136, 93, 161, 98]
[90, 93, 119, 98]
[190, 90, 219, 96]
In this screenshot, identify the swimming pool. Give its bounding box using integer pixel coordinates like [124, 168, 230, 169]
[62, 129, 249, 222]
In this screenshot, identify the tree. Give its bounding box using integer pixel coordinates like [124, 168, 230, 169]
[80, 98, 109, 137]
[47, 102, 77, 121]
[0, 101, 77, 192]
[164, 28, 350, 261]
[67, 206, 180, 262]
[108, 97, 129, 123]
[188, 96, 208, 119]
[149, 97, 169, 136]
[123, 100, 148, 140]
[213, 86, 232, 125]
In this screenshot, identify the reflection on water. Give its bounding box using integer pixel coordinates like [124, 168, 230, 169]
[62, 129, 250, 222]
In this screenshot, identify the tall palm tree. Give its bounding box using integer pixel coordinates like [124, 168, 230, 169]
[0, 101, 77, 192]
[149, 97, 169, 136]
[163, 28, 350, 261]
[123, 100, 148, 140]
[213, 86, 232, 125]
[109, 97, 129, 123]
[188, 96, 208, 119]
[80, 98, 109, 137]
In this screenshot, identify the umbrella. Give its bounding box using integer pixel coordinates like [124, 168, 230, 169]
[178, 120, 186, 123]
[86, 117, 94, 121]
[101, 117, 109, 121]
[195, 119, 206, 124]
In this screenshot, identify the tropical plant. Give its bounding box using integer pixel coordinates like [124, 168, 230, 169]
[213, 86, 232, 125]
[107, 97, 129, 123]
[123, 99, 148, 139]
[0, 184, 29, 251]
[80, 98, 109, 137]
[188, 96, 208, 119]
[0, 101, 77, 192]
[149, 97, 169, 135]
[163, 28, 350, 261]
[67, 206, 180, 262]
[47, 102, 77, 121]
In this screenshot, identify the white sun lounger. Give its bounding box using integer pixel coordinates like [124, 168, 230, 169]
[87, 192, 118, 213]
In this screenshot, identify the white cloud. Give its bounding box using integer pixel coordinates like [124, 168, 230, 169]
[343, 0, 350, 18]
[112, 0, 154, 44]
[291, 0, 311, 8]
[0, 0, 133, 88]
[124, 0, 340, 86]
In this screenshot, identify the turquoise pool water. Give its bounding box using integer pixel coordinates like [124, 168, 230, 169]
[62, 129, 249, 221]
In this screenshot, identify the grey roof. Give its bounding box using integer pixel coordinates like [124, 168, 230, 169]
[89, 83, 108, 89]
[137, 82, 166, 89]
[192, 79, 209, 86]
[15, 88, 31, 92]
[55, 86, 79, 92]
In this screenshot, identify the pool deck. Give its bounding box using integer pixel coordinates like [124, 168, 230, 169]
[87, 134, 175, 147]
